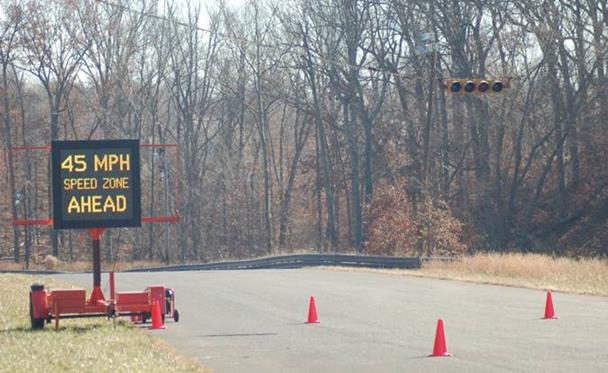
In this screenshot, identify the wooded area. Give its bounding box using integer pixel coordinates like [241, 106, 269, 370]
[1, 0, 607, 266]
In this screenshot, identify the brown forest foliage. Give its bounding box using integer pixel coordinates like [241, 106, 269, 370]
[364, 182, 466, 256]
[0, 0, 607, 266]
[364, 182, 417, 256]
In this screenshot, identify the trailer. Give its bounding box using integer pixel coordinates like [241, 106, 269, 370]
[12, 141, 182, 330]
[29, 273, 179, 330]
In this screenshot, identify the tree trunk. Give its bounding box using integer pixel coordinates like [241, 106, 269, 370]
[50, 107, 60, 257]
[346, 103, 363, 252]
[1, 64, 20, 263]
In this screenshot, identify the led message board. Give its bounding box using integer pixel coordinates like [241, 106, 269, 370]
[51, 140, 141, 229]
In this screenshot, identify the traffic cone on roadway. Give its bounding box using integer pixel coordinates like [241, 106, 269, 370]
[150, 300, 166, 329]
[543, 290, 558, 319]
[306, 296, 319, 323]
[429, 319, 451, 357]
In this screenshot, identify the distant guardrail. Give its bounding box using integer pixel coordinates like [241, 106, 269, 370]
[1, 255, 458, 274]
[0, 269, 66, 274]
[124, 254, 424, 272]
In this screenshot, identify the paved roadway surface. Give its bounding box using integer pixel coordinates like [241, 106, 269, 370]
[56, 269, 608, 372]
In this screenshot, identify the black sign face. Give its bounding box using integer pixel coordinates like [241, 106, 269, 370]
[51, 140, 141, 229]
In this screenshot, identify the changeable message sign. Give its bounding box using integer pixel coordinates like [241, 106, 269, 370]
[51, 140, 141, 229]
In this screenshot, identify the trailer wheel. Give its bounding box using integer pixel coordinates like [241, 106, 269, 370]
[29, 295, 45, 330]
[173, 309, 179, 322]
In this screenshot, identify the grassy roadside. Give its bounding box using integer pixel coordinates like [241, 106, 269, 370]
[0, 260, 166, 272]
[327, 253, 608, 297]
[0, 274, 206, 373]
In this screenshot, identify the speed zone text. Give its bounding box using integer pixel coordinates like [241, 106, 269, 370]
[61, 154, 131, 213]
[51, 139, 141, 229]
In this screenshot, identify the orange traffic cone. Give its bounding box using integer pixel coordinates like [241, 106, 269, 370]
[543, 290, 558, 319]
[150, 300, 166, 329]
[429, 319, 451, 357]
[306, 296, 319, 323]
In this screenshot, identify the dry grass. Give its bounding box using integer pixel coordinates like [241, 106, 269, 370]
[0, 274, 207, 373]
[325, 253, 608, 296]
[0, 260, 166, 272]
[415, 253, 608, 296]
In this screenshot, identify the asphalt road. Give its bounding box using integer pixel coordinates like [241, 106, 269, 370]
[55, 269, 608, 373]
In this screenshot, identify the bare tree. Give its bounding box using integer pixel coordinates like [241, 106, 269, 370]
[0, 1, 24, 263]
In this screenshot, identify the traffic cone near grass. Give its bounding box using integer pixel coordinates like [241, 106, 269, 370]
[543, 290, 558, 319]
[429, 319, 451, 357]
[306, 296, 319, 323]
[150, 300, 165, 329]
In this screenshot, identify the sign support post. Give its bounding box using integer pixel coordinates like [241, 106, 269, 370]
[88, 228, 105, 304]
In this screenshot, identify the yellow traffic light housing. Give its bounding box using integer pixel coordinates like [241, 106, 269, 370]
[444, 78, 510, 94]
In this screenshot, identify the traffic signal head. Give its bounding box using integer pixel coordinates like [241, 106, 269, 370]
[478, 80, 489, 92]
[444, 78, 509, 94]
[491, 80, 503, 92]
[464, 80, 476, 92]
[449, 80, 462, 93]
